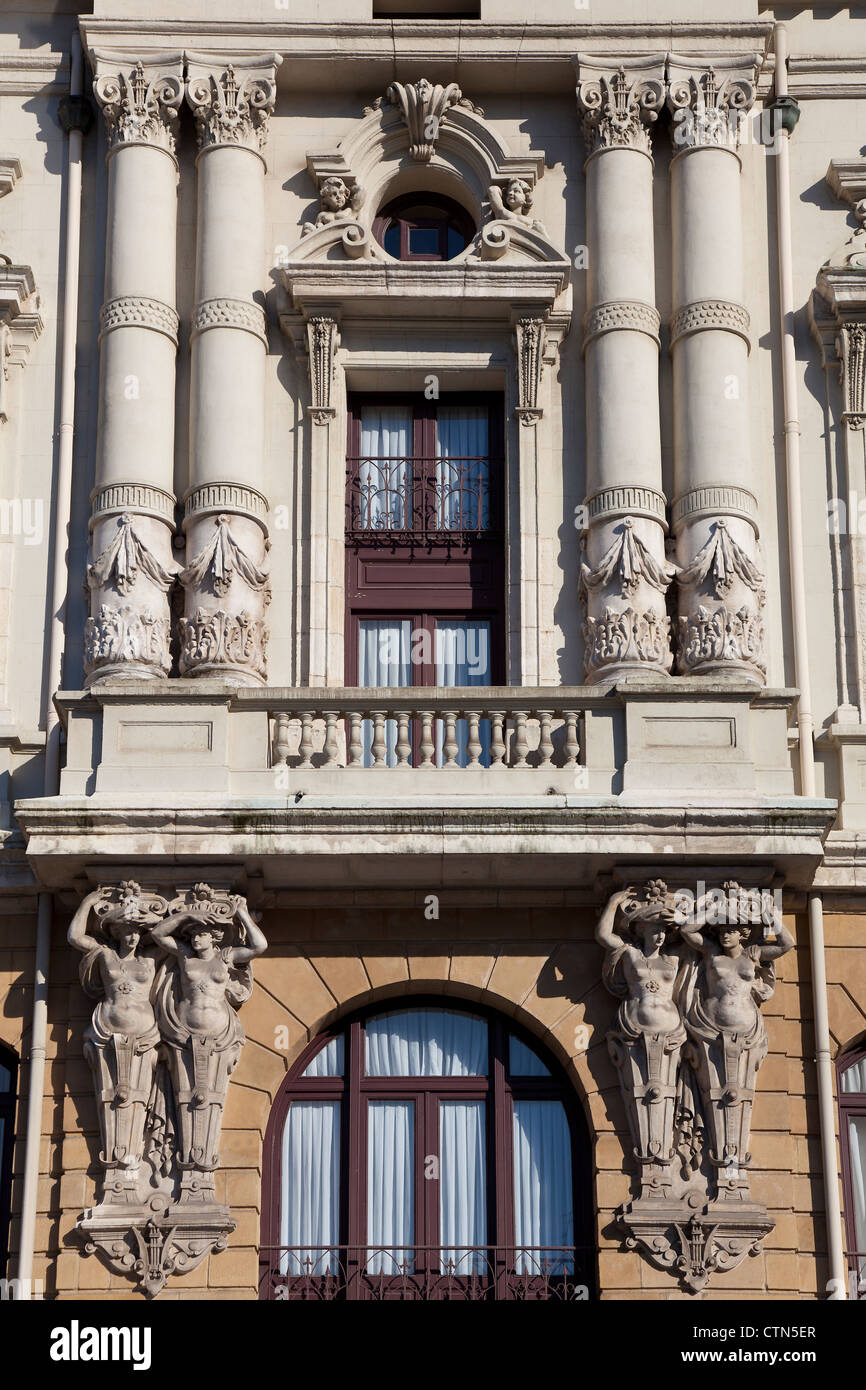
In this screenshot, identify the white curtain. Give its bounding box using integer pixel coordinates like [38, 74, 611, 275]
[435, 620, 492, 767]
[359, 406, 412, 531]
[440, 1100, 487, 1275]
[849, 1115, 866, 1295]
[301, 1035, 344, 1078]
[436, 406, 489, 531]
[367, 1100, 414, 1274]
[358, 618, 411, 767]
[512, 1100, 574, 1275]
[509, 1034, 550, 1077]
[281, 1100, 341, 1275]
[365, 1009, 488, 1077]
[842, 1058, 866, 1093]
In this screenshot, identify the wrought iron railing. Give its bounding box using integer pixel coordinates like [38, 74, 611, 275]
[262, 1245, 592, 1301]
[846, 1251, 866, 1299]
[270, 689, 583, 771]
[346, 454, 499, 539]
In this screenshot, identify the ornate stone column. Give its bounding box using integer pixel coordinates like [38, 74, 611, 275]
[181, 55, 280, 684]
[87, 52, 184, 683]
[576, 58, 674, 683]
[667, 57, 766, 683]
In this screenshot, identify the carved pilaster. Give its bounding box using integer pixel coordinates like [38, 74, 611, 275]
[514, 317, 545, 424]
[185, 53, 281, 160]
[91, 51, 184, 158]
[666, 55, 758, 151]
[576, 58, 666, 158]
[71, 880, 267, 1297]
[306, 314, 339, 424]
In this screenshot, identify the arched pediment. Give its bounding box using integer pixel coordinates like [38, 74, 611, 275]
[278, 78, 570, 277]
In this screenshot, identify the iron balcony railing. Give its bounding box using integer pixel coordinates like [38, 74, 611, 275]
[262, 1245, 592, 1301]
[345, 453, 500, 540]
[270, 688, 583, 771]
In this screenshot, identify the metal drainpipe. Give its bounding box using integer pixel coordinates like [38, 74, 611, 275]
[772, 22, 848, 1298]
[16, 28, 87, 1295]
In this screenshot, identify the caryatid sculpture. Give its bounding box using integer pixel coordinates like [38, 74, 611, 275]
[68, 881, 169, 1204]
[150, 885, 267, 1205]
[596, 881, 699, 1201]
[680, 884, 793, 1205]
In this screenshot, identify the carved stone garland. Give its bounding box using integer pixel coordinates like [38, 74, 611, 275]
[70, 880, 267, 1297]
[596, 879, 789, 1291]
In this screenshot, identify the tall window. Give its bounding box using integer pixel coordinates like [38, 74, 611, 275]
[346, 395, 505, 766]
[839, 1040, 866, 1299]
[260, 1002, 593, 1300]
[0, 1045, 17, 1279]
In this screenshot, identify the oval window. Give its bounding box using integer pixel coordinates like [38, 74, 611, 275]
[374, 193, 475, 262]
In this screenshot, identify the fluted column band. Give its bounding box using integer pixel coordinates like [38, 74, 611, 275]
[585, 485, 668, 529]
[583, 300, 661, 351]
[670, 299, 751, 352]
[183, 481, 269, 531]
[672, 484, 759, 536]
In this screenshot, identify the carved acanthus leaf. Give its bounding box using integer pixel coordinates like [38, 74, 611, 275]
[677, 519, 764, 597]
[580, 519, 677, 598]
[186, 57, 280, 155]
[180, 515, 269, 597]
[667, 57, 758, 150]
[384, 79, 471, 161]
[88, 514, 178, 595]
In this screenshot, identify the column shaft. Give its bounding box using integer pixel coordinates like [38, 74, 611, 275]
[181, 55, 280, 685]
[577, 59, 673, 682]
[87, 53, 184, 682]
[668, 57, 765, 682]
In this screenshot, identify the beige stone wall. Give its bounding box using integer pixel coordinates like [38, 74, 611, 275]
[8, 895, 858, 1301]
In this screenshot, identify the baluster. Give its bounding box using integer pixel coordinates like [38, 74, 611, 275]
[371, 710, 387, 767]
[419, 709, 435, 767]
[489, 710, 506, 766]
[563, 710, 580, 766]
[348, 711, 363, 767]
[273, 712, 290, 765]
[442, 710, 459, 768]
[466, 710, 482, 768]
[395, 710, 412, 768]
[323, 709, 340, 766]
[512, 710, 529, 768]
[298, 710, 315, 769]
[537, 710, 554, 767]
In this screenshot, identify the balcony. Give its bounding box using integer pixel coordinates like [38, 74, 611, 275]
[261, 1245, 591, 1301]
[13, 678, 835, 891]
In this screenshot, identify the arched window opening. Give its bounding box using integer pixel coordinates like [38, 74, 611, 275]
[374, 193, 475, 262]
[838, 1040, 866, 1299]
[261, 1000, 594, 1300]
[0, 1044, 18, 1279]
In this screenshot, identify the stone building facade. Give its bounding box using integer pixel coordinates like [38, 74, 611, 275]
[0, 0, 865, 1302]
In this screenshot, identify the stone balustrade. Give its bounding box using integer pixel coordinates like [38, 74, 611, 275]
[270, 688, 582, 772]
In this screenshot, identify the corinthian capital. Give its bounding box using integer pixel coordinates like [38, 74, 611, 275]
[576, 56, 666, 157]
[186, 53, 282, 159]
[667, 54, 759, 151]
[91, 50, 184, 157]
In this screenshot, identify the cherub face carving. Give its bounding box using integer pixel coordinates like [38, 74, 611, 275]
[320, 177, 350, 212]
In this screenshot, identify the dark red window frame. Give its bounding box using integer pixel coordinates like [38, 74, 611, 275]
[259, 997, 595, 1301]
[345, 392, 505, 688]
[0, 1043, 18, 1280]
[837, 1037, 866, 1299]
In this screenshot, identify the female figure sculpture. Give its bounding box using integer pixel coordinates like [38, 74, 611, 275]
[679, 887, 793, 1203]
[596, 881, 697, 1200]
[150, 887, 267, 1204]
[68, 881, 167, 1203]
